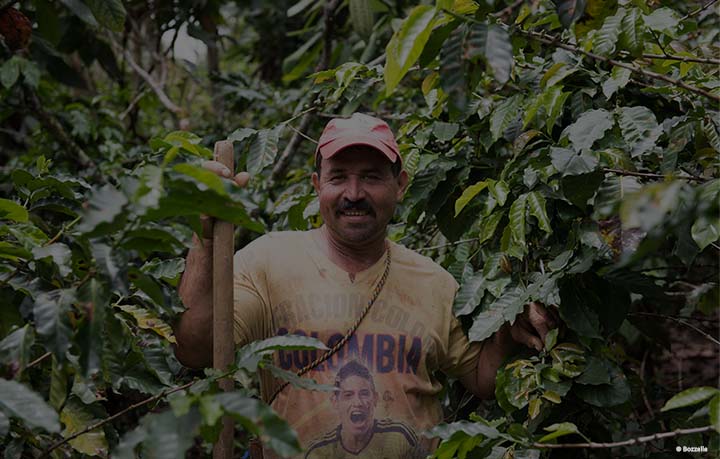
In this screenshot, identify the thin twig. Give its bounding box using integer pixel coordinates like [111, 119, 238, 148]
[111, 41, 184, 115]
[491, 0, 525, 20]
[287, 123, 318, 144]
[681, 0, 719, 20]
[418, 237, 481, 252]
[629, 312, 720, 346]
[25, 352, 51, 370]
[41, 379, 199, 457]
[632, 52, 720, 65]
[532, 425, 714, 449]
[603, 168, 708, 182]
[120, 88, 150, 120]
[45, 216, 82, 246]
[271, 0, 340, 181]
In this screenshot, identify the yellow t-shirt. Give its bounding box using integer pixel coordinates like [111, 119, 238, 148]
[233, 230, 482, 458]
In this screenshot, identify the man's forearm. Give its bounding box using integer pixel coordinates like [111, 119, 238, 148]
[472, 323, 519, 399]
[174, 234, 214, 368]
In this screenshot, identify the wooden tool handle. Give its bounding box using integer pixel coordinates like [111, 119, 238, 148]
[212, 140, 234, 459]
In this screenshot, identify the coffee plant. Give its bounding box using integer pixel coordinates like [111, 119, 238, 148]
[0, 0, 717, 457]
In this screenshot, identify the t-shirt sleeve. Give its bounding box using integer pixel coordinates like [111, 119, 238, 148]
[441, 314, 483, 378]
[439, 274, 483, 378]
[233, 238, 273, 347]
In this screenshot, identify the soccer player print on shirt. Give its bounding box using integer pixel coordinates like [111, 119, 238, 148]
[304, 360, 427, 459]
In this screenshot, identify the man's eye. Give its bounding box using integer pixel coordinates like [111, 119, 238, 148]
[362, 174, 380, 181]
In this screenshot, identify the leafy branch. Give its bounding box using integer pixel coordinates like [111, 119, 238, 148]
[603, 168, 708, 182]
[532, 425, 715, 449]
[40, 379, 200, 457]
[517, 29, 720, 103]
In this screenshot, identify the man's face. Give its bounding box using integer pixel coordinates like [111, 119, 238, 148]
[332, 375, 378, 436]
[312, 147, 408, 246]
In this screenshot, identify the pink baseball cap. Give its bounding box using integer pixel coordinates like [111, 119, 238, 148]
[315, 113, 402, 166]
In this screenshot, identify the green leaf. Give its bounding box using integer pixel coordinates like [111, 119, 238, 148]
[236, 335, 328, 372]
[602, 67, 632, 99]
[247, 126, 282, 175]
[32, 243, 73, 277]
[0, 411, 8, 437]
[559, 281, 601, 338]
[562, 171, 604, 210]
[468, 285, 526, 342]
[141, 258, 185, 283]
[594, 9, 622, 56]
[453, 272, 486, 316]
[0, 378, 60, 433]
[384, 5, 437, 94]
[455, 181, 488, 216]
[433, 121, 459, 142]
[349, 0, 374, 38]
[555, 0, 587, 29]
[216, 392, 301, 457]
[551, 147, 598, 176]
[60, 398, 108, 456]
[85, 0, 126, 31]
[593, 175, 641, 218]
[287, 0, 316, 18]
[691, 216, 720, 251]
[173, 163, 227, 196]
[0, 56, 21, 89]
[477, 210, 504, 244]
[509, 194, 528, 248]
[466, 23, 513, 85]
[76, 185, 128, 234]
[661, 387, 719, 412]
[0, 325, 34, 373]
[617, 106, 661, 157]
[488, 180, 509, 206]
[227, 127, 257, 143]
[490, 96, 523, 141]
[540, 62, 578, 89]
[619, 8, 643, 56]
[544, 328, 559, 352]
[34, 288, 76, 360]
[439, 25, 468, 118]
[562, 109, 613, 151]
[426, 420, 501, 440]
[644, 7, 680, 35]
[576, 356, 612, 385]
[710, 394, 720, 433]
[538, 422, 584, 443]
[58, 0, 99, 27]
[0, 198, 28, 222]
[49, 356, 67, 410]
[266, 365, 335, 392]
[527, 192, 552, 234]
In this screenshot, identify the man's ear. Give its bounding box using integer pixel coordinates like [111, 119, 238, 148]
[396, 170, 409, 201]
[312, 171, 320, 194]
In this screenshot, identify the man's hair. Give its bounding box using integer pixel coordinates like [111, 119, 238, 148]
[334, 360, 375, 390]
[315, 153, 402, 178]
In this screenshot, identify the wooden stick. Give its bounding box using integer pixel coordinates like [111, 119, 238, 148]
[212, 140, 235, 459]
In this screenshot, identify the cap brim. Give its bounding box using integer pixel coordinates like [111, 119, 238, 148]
[317, 135, 400, 164]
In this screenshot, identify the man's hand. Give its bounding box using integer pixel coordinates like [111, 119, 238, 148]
[198, 160, 251, 238]
[508, 302, 560, 352]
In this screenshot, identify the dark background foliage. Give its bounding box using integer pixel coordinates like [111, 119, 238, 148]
[0, 0, 718, 457]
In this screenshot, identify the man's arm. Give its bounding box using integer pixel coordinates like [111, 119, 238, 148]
[173, 164, 250, 369]
[174, 233, 214, 368]
[460, 302, 557, 399]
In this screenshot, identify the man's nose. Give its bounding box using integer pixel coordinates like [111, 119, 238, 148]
[344, 176, 366, 201]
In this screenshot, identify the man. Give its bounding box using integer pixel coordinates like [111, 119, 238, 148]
[305, 360, 424, 459]
[174, 113, 557, 457]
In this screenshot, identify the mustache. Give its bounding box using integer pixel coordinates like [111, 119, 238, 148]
[337, 199, 373, 213]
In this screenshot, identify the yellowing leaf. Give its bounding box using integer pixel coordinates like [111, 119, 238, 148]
[61, 398, 108, 456]
[116, 305, 177, 343]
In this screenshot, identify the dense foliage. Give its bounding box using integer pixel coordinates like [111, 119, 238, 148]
[0, 0, 718, 457]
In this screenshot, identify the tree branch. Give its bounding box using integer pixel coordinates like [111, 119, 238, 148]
[517, 29, 720, 103]
[491, 0, 525, 20]
[681, 0, 719, 20]
[41, 379, 199, 457]
[23, 87, 99, 173]
[603, 167, 708, 182]
[112, 41, 184, 116]
[633, 52, 720, 65]
[271, 0, 340, 181]
[629, 312, 720, 346]
[532, 425, 715, 449]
